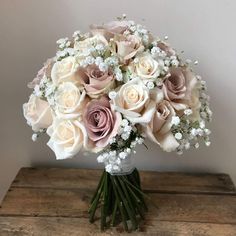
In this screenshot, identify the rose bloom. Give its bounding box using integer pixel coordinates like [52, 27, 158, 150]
[83, 96, 121, 152]
[188, 84, 201, 120]
[78, 64, 115, 98]
[51, 56, 79, 85]
[47, 118, 88, 160]
[129, 53, 163, 83]
[111, 34, 144, 63]
[28, 58, 54, 89]
[54, 82, 89, 119]
[23, 94, 53, 132]
[145, 89, 179, 152]
[90, 20, 129, 40]
[157, 41, 176, 57]
[74, 34, 108, 56]
[162, 67, 201, 117]
[112, 78, 155, 124]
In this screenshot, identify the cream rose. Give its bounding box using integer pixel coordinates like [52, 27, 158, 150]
[145, 89, 179, 152]
[129, 53, 163, 82]
[112, 78, 155, 124]
[51, 56, 79, 85]
[54, 82, 89, 119]
[74, 34, 108, 56]
[47, 118, 88, 160]
[23, 94, 53, 132]
[112, 35, 144, 62]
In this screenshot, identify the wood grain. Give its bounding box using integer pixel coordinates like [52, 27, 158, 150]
[0, 217, 236, 236]
[12, 167, 236, 194]
[1, 188, 236, 224]
[0, 168, 236, 235]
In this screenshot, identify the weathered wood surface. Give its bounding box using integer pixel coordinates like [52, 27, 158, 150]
[0, 168, 236, 236]
[12, 167, 236, 194]
[1, 217, 236, 236]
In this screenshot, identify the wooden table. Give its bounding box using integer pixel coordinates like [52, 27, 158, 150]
[0, 168, 236, 235]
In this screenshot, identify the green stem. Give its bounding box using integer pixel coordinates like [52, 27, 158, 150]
[133, 168, 141, 187]
[122, 175, 148, 209]
[113, 176, 137, 230]
[107, 175, 113, 216]
[110, 176, 129, 231]
[117, 176, 138, 230]
[125, 171, 146, 218]
[126, 184, 145, 219]
[111, 199, 118, 226]
[89, 172, 105, 223]
[90, 170, 105, 204]
[101, 172, 108, 230]
[89, 169, 149, 232]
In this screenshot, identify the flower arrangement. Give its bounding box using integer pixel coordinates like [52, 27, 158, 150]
[23, 15, 212, 232]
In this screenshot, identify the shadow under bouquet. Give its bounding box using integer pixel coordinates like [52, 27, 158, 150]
[23, 15, 212, 232]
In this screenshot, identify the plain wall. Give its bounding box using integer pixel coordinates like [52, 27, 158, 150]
[0, 0, 236, 203]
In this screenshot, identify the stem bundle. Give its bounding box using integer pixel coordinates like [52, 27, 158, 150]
[88, 168, 148, 232]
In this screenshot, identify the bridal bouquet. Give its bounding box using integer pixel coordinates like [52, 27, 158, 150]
[23, 16, 212, 232]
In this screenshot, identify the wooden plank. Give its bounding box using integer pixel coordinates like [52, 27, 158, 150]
[1, 187, 236, 224]
[12, 168, 102, 191]
[0, 187, 91, 218]
[141, 171, 236, 194]
[0, 216, 236, 236]
[12, 168, 236, 194]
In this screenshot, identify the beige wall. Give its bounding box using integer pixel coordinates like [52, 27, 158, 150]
[0, 0, 236, 202]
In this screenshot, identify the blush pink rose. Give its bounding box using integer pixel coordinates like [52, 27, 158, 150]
[162, 67, 198, 110]
[78, 64, 115, 98]
[28, 58, 54, 89]
[83, 96, 121, 152]
[157, 42, 176, 57]
[112, 35, 144, 62]
[145, 89, 179, 152]
[90, 20, 129, 40]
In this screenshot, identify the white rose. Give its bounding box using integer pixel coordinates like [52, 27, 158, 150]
[74, 35, 108, 56]
[112, 78, 155, 123]
[51, 56, 79, 85]
[23, 94, 53, 132]
[47, 118, 88, 160]
[129, 53, 163, 82]
[54, 82, 88, 119]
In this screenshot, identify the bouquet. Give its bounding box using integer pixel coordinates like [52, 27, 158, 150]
[23, 15, 212, 232]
